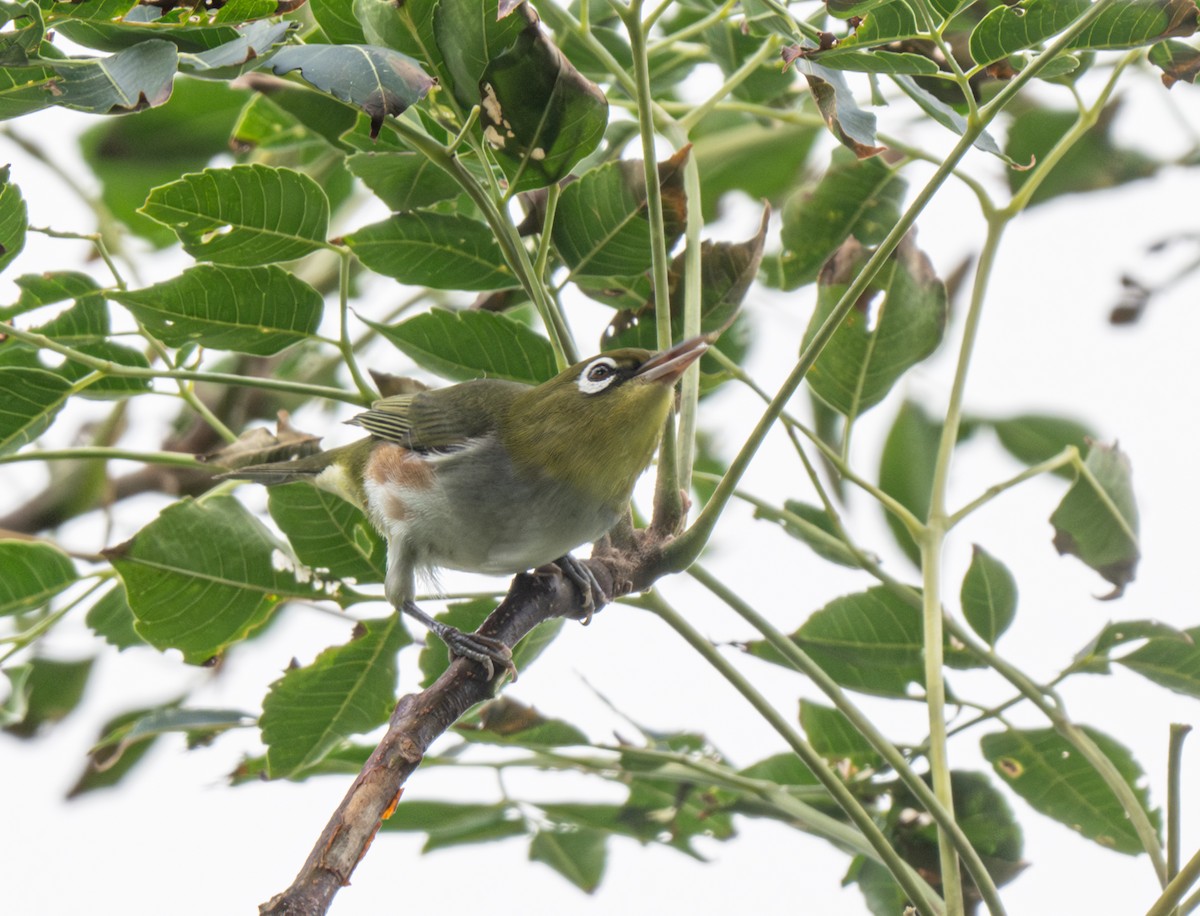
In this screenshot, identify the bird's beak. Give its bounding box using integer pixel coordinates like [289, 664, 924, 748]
[634, 335, 711, 385]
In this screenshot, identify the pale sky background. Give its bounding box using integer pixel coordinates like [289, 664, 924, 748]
[3, 46, 1199, 916]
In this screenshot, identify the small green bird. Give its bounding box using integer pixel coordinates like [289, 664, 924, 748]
[226, 336, 709, 679]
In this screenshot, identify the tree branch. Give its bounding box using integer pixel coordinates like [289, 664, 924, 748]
[259, 532, 669, 915]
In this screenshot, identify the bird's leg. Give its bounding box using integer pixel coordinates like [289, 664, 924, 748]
[554, 554, 607, 626]
[400, 600, 516, 681]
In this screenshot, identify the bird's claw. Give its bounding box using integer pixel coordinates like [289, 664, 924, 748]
[438, 625, 516, 682]
[554, 554, 607, 626]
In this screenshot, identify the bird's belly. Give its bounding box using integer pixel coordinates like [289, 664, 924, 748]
[363, 441, 618, 577]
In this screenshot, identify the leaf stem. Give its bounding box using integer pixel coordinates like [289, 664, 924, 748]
[337, 249, 377, 402]
[638, 590, 945, 916]
[690, 563, 1009, 916]
[0, 321, 364, 405]
[1168, 725, 1192, 883]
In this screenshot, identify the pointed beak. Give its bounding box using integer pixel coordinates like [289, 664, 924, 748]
[634, 335, 711, 386]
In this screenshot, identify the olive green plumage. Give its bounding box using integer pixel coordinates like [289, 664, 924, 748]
[225, 337, 709, 678]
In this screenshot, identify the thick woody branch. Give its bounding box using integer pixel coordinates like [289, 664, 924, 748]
[259, 534, 671, 916]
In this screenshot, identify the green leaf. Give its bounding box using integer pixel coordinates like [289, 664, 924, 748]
[1069, 619, 1191, 674]
[140, 164, 329, 265]
[113, 263, 324, 355]
[364, 307, 556, 384]
[1, 656, 92, 737]
[0, 367, 73, 455]
[0, 61, 55, 121]
[267, 482, 387, 585]
[79, 78, 249, 246]
[51, 39, 177, 114]
[840, 1, 922, 45]
[0, 664, 31, 726]
[809, 48, 941, 75]
[268, 44, 434, 138]
[799, 700, 882, 769]
[748, 586, 979, 697]
[344, 212, 516, 291]
[1070, 0, 1198, 51]
[555, 152, 688, 280]
[0, 1, 44, 67]
[1118, 626, 1200, 698]
[380, 800, 527, 849]
[0, 164, 27, 275]
[354, 0, 441, 71]
[93, 705, 254, 753]
[960, 545, 1018, 645]
[878, 400, 940, 566]
[85, 583, 146, 651]
[890, 74, 1008, 161]
[1149, 37, 1200, 84]
[456, 696, 588, 748]
[778, 148, 906, 289]
[4, 271, 99, 317]
[309, 0, 366, 45]
[179, 21, 296, 80]
[969, 0, 1092, 66]
[0, 540, 77, 616]
[1050, 441, 1140, 598]
[602, 211, 768, 379]
[1005, 102, 1159, 206]
[345, 152, 460, 211]
[67, 702, 175, 798]
[529, 829, 607, 892]
[805, 234, 947, 418]
[691, 115, 818, 223]
[988, 412, 1094, 475]
[738, 752, 818, 786]
[791, 59, 884, 158]
[105, 495, 333, 664]
[261, 616, 408, 778]
[478, 16, 609, 192]
[751, 499, 859, 568]
[982, 726, 1161, 855]
[433, 0, 527, 110]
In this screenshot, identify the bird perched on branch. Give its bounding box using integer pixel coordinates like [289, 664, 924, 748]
[224, 336, 709, 679]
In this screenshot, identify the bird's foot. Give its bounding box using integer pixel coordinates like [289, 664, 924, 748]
[402, 601, 516, 681]
[554, 554, 607, 626]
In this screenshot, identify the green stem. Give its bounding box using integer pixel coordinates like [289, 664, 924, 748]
[639, 591, 945, 915]
[947, 448, 1078, 529]
[336, 249, 376, 401]
[0, 577, 109, 662]
[677, 34, 780, 134]
[1147, 847, 1200, 916]
[0, 447, 207, 469]
[690, 564, 1009, 916]
[0, 325, 363, 406]
[532, 181, 562, 283]
[387, 119, 578, 367]
[1169, 725, 1192, 885]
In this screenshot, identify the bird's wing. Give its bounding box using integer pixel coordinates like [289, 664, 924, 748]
[348, 379, 528, 450]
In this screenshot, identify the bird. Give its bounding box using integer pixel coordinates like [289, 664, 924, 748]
[223, 335, 710, 679]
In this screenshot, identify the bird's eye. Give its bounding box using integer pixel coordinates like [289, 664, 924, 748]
[577, 357, 619, 394]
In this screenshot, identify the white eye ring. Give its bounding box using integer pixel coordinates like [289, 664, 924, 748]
[577, 357, 619, 394]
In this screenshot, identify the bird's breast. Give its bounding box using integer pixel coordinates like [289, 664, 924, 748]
[361, 439, 618, 576]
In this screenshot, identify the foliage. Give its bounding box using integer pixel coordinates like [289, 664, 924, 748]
[1, 1, 1199, 915]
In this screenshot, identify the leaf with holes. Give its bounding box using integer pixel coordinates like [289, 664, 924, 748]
[113, 264, 323, 355]
[982, 726, 1160, 855]
[344, 212, 515, 291]
[141, 164, 329, 265]
[105, 495, 334, 664]
[268, 44, 434, 138]
[478, 15, 608, 191]
[804, 234, 947, 419]
[261, 616, 408, 778]
[1050, 442, 1139, 598]
[364, 307, 556, 385]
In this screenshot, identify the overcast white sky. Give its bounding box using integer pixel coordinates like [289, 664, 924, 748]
[3, 52, 1200, 916]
